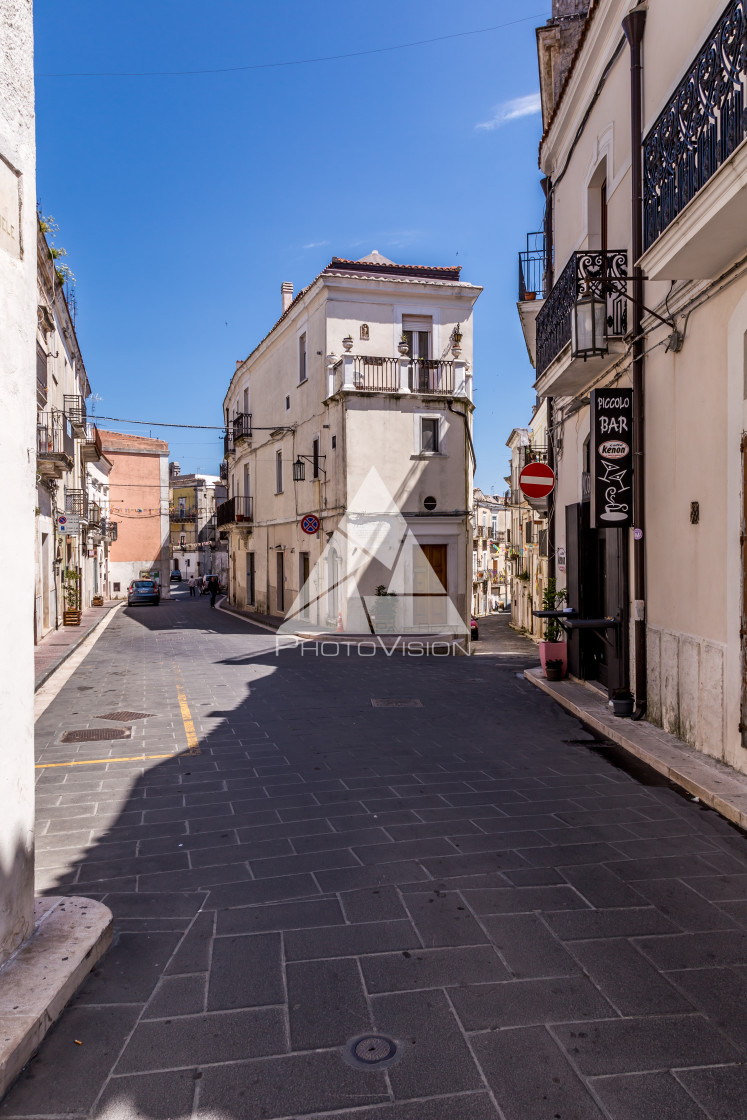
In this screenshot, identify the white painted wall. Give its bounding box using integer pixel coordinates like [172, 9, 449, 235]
[0, 0, 36, 964]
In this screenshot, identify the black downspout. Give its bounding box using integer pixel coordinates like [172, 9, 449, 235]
[623, 3, 647, 718]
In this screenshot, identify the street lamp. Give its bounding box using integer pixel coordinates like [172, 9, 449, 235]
[572, 290, 608, 361]
[293, 456, 305, 482]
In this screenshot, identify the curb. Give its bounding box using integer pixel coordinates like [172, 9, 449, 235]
[34, 604, 121, 693]
[524, 666, 747, 832]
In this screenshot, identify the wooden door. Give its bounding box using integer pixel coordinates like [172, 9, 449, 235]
[300, 553, 310, 619]
[413, 544, 448, 629]
[276, 552, 284, 614]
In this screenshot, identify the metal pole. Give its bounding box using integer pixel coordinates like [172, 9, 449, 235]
[623, 2, 647, 716]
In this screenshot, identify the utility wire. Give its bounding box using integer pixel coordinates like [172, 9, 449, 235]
[36, 14, 547, 77]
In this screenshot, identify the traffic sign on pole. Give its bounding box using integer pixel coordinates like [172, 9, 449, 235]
[519, 462, 555, 500]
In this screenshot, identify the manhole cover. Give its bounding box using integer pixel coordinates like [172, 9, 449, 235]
[371, 699, 422, 708]
[97, 711, 152, 722]
[344, 1034, 401, 1070]
[60, 729, 131, 743]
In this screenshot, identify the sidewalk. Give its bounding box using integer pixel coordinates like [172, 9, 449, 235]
[34, 601, 120, 691]
[526, 667, 747, 831]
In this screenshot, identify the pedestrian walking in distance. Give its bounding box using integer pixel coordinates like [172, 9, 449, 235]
[209, 577, 218, 608]
[188, 576, 196, 597]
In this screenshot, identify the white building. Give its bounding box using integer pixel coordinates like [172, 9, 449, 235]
[472, 488, 509, 615]
[169, 464, 227, 583]
[221, 252, 481, 634]
[517, 0, 747, 771]
[505, 400, 551, 639]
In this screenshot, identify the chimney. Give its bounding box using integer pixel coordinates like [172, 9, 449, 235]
[281, 281, 294, 313]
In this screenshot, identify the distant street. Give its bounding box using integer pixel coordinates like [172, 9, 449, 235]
[6, 595, 747, 1119]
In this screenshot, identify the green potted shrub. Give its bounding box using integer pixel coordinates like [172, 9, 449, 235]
[610, 688, 635, 717]
[539, 577, 567, 678]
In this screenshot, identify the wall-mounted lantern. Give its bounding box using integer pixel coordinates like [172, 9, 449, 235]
[572, 290, 608, 361]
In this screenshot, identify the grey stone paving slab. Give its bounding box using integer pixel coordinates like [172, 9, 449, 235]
[470, 1026, 606, 1120]
[115, 1007, 287, 1073]
[92, 1070, 198, 1120]
[552, 1014, 741, 1075]
[216, 897, 344, 936]
[372, 988, 484, 1100]
[164, 911, 215, 974]
[461, 884, 590, 915]
[481, 913, 582, 978]
[287, 957, 371, 1049]
[208, 932, 284, 1010]
[450, 974, 614, 1030]
[196, 1050, 389, 1118]
[567, 938, 694, 1016]
[142, 973, 207, 1019]
[361, 945, 509, 993]
[634, 928, 747, 969]
[284, 918, 421, 962]
[676, 1065, 747, 1120]
[591, 1072, 709, 1120]
[307, 1094, 500, 1120]
[543, 905, 677, 940]
[340, 886, 409, 923]
[402, 890, 489, 947]
[667, 966, 747, 1051]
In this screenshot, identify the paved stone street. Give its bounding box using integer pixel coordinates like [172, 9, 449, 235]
[6, 591, 747, 1119]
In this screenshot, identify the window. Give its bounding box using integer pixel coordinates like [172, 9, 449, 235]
[421, 417, 439, 454]
[246, 553, 255, 605]
[243, 386, 250, 414]
[243, 465, 251, 497]
[525, 520, 533, 544]
[312, 436, 320, 479]
[276, 551, 285, 612]
[402, 316, 432, 359]
[285, 395, 290, 411]
[276, 450, 283, 493]
[299, 333, 307, 383]
[178, 496, 186, 514]
[331, 435, 336, 449]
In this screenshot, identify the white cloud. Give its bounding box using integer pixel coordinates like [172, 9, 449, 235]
[302, 240, 329, 249]
[476, 93, 541, 131]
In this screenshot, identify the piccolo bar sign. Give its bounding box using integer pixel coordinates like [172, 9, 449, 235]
[590, 388, 633, 529]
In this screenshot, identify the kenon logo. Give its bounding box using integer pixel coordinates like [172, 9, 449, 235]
[598, 440, 629, 460]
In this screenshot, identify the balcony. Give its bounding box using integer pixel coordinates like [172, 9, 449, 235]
[216, 495, 253, 528]
[65, 489, 88, 519]
[170, 507, 197, 523]
[88, 501, 102, 528]
[37, 413, 74, 477]
[81, 423, 103, 462]
[232, 413, 252, 444]
[219, 460, 228, 481]
[329, 354, 469, 399]
[224, 430, 235, 457]
[641, 0, 747, 280]
[64, 394, 87, 435]
[517, 232, 547, 369]
[535, 250, 628, 395]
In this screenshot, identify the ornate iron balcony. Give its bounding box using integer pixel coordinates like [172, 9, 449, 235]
[535, 250, 628, 376]
[170, 507, 197, 522]
[353, 356, 399, 391]
[64, 394, 87, 432]
[224, 430, 235, 457]
[643, 0, 746, 251]
[409, 359, 455, 394]
[65, 488, 88, 518]
[232, 413, 252, 442]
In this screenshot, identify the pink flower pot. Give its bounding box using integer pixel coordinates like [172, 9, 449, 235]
[539, 640, 568, 678]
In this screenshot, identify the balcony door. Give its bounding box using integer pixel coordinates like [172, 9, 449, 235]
[403, 316, 432, 393]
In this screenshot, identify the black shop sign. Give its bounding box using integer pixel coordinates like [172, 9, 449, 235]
[590, 388, 633, 529]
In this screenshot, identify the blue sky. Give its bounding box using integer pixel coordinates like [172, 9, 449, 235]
[34, 0, 551, 494]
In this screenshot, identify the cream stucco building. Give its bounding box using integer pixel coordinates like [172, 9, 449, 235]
[518, 0, 747, 772]
[221, 252, 481, 635]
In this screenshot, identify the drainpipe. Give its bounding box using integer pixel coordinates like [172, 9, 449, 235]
[623, 2, 647, 718]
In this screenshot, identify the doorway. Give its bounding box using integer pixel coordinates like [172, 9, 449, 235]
[246, 552, 255, 607]
[413, 544, 448, 630]
[299, 552, 310, 619]
[742, 436, 747, 748]
[276, 551, 285, 614]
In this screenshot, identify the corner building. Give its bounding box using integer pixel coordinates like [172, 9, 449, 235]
[221, 252, 481, 631]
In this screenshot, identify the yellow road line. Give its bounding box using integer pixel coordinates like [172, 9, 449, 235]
[36, 753, 178, 770]
[174, 664, 200, 754]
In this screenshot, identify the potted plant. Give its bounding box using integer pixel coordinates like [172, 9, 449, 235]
[545, 658, 563, 681]
[398, 335, 410, 356]
[63, 570, 81, 626]
[539, 577, 568, 678]
[610, 688, 635, 717]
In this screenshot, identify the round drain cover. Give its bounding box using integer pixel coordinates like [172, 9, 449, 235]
[344, 1034, 401, 1070]
[355, 1036, 394, 1064]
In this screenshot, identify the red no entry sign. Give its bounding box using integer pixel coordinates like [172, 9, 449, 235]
[519, 461, 555, 499]
[301, 514, 320, 535]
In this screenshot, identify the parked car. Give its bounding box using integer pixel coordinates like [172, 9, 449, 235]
[128, 579, 160, 606]
[170, 570, 182, 582]
[470, 618, 479, 641]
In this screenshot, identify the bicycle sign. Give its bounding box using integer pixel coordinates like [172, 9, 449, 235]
[301, 514, 320, 535]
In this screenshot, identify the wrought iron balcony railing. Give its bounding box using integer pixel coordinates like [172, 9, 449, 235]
[409, 359, 455, 394]
[64, 394, 87, 432]
[37, 412, 74, 464]
[65, 488, 88, 518]
[233, 413, 252, 442]
[224, 430, 235, 457]
[170, 507, 197, 522]
[216, 495, 253, 527]
[535, 250, 628, 376]
[81, 423, 103, 461]
[518, 231, 547, 300]
[643, 0, 746, 251]
[219, 461, 228, 481]
[353, 356, 399, 391]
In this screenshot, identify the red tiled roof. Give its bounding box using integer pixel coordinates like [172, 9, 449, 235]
[324, 258, 462, 281]
[98, 430, 169, 453]
[538, 0, 600, 165]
